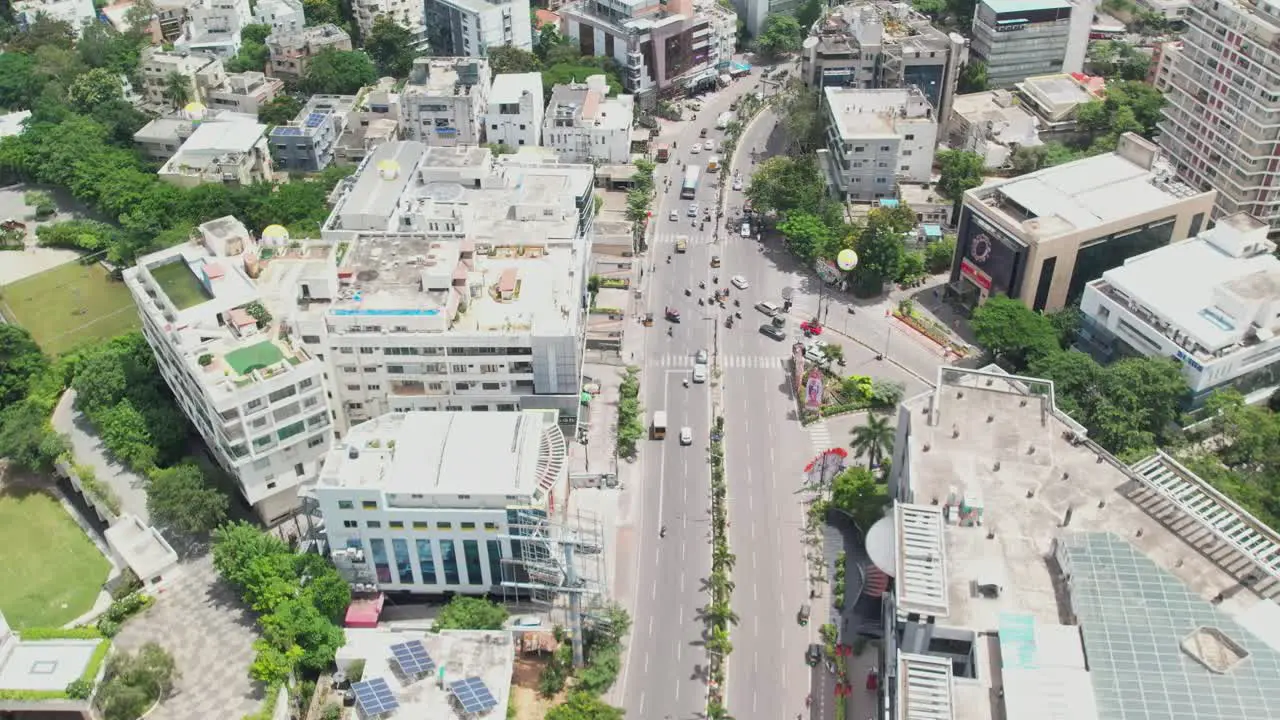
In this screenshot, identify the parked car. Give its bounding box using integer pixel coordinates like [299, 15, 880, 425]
[740, 222, 751, 238]
[806, 644, 821, 667]
[692, 364, 708, 383]
[801, 320, 823, 336]
[732, 176, 743, 191]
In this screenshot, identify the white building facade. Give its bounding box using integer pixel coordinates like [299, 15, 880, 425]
[401, 57, 492, 147]
[253, 0, 305, 33]
[543, 76, 634, 164]
[13, 0, 97, 34]
[353, 0, 427, 43]
[970, 0, 1090, 88]
[484, 72, 544, 150]
[140, 48, 228, 108]
[821, 86, 938, 202]
[422, 0, 532, 57]
[176, 0, 255, 58]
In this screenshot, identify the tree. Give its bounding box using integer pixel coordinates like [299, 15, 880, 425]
[1087, 41, 1150, 81]
[1088, 357, 1187, 456]
[365, 15, 417, 77]
[849, 413, 894, 468]
[249, 638, 304, 685]
[0, 52, 40, 110]
[226, 24, 272, 73]
[7, 16, 76, 53]
[746, 155, 831, 218]
[432, 596, 509, 631]
[969, 296, 1061, 369]
[775, 84, 826, 151]
[146, 462, 229, 536]
[95, 642, 178, 720]
[303, 569, 353, 622]
[935, 149, 985, 221]
[487, 45, 540, 75]
[796, 0, 824, 28]
[756, 16, 803, 59]
[924, 235, 956, 273]
[260, 597, 345, 672]
[852, 217, 906, 295]
[302, 0, 342, 25]
[0, 324, 46, 407]
[1027, 349, 1102, 419]
[830, 466, 889, 530]
[162, 71, 191, 109]
[0, 399, 68, 471]
[777, 211, 834, 263]
[957, 60, 987, 93]
[533, 21, 568, 63]
[300, 50, 377, 95]
[258, 94, 303, 125]
[212, 521, 290, 591]
[545, 691, 625, 720]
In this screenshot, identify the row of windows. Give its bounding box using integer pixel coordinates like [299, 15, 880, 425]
[369, 537, 503, 587]
[341, 518, 501, 531]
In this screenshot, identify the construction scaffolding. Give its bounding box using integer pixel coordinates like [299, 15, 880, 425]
[499, 505, 608, 668]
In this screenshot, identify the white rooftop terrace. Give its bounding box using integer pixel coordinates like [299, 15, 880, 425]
[490, 72, 541, 104]
[161, 116, 266, 170]
[825, 86, 933, 139]
[316, 410, 566, 501]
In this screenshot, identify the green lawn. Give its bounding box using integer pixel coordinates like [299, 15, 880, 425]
[150, 259, 210, 310]
[0, 260, 139, 356]
[0, 488, 111, 629]
[225, 340, 284, 375]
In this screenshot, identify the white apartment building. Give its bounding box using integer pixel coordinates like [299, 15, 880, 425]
[206, 70, 285, 114]
[176, 0, 254, 58]
[353, 0, 427, 43]
[335, 78, 403, 165]
[970, 0, 1093, 88]
[312, 410, 567, 594]
[13, 0, 97, 34]
[1080, 213, 1280, 405]
[484, 73, 544, 150]
[946, 90, 1041, 170]
[158, 116, 274, 187]
[140, 49, 228, 108]
[422, 0, 532, 57]
[401, 57, 491, 147]
[1159, 0, 1280, 234]
[253, 0, 305, 33]
[310, 141, 596, 429]
[123, 217, 337, 522]
[134, 107, 259, 161]
[1136, 0, 1190, 20]
[543, 75, 635, 164]
[820, 86, 938, 202]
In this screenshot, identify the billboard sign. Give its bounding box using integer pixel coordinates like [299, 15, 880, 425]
[959, 209, 1024, 297]
[960, 259, 992, 290]
[805, 368, 824, 408]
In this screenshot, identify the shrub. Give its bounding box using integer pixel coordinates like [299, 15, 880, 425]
[66, 678, 95, 699]
[198, 354, 213, 366]
[321, 703, 342, 720]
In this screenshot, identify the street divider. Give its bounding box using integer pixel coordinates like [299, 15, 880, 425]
[705, 414, 736, 720]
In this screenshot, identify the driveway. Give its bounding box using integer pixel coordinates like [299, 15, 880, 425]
[113, 554, 263, 719]
[52, 388, 151, 523]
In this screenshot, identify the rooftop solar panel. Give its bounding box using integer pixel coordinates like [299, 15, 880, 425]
[450, 676, 498, 714]
[353, 677, 399, 716]
[272, 127, 303, 136]
[305, 112, 326, 127]
[390, 639, 436, 676]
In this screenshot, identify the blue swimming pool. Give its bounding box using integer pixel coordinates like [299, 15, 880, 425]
[331, 308, 441, 316]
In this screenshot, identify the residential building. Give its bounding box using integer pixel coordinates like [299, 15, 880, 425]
[422, 0, 532, 57]
[698, 0, 738, 70]
[543, 75, 635, 163]
[735, 0, 803, 36]
[154, 0, 195, 42]
[353, 0, 427, 43]
[969, 0, 1093, 88]
[140, 48, 228, 109]
[123, 217, 338, 522]
[946, 90, 1041, 169]
[1012, 72, 1102, 133]
[946, 133, 1215, 313]
[266, 24, 353, 80]
[898, 184, 952, 227]
[1158, 0, 1280, 234]
[158, 116, 274, 187]
[336, 79, 404, 165]
[0, 611, 109, 720]
[253, 0, 305, 33]
[400, 57, 491, 147]
[100, 0, 165, 40]
[876, 365, 1280, 720]
[313, 410, 567, 593]
[1080, 213, 1280, 405]
[559, 0, 717, 100]
[13, 0, 97, 34]
[270, 94, 356, 172]
[133, 107, 259, 161]
[800, 1, 966, 123]
[1146, 39, 1181, 93]
[484, 73, 544, 150]
[313, 141, 596, 427]
[1136, 0, 1190, 20]
[819, 86, 938, 202]
[175, 0, 254, 58]
[205, 71, 285, 114]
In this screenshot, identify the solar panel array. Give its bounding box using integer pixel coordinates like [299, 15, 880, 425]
[390, 639, 436, 676]
[1063, 533, 1280, 720]
[273, 127, 303, 136]
[450, 676, 498, 714]
[352, 677, 399, 716]
[305, 112, 326, 128]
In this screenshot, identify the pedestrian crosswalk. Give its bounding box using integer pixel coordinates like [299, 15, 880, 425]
[809, 422, 834, 454]
[650, 231, 717, 247]
[653, 354, 788, 369]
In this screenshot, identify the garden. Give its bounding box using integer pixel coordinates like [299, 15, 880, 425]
[0, 259, 139, 355]
[790, 344, 906, 424]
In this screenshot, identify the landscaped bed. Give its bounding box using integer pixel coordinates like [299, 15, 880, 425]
[224, 340, 285, 375]
[150, 260, 211, 310]
[0, 488, 110, 629]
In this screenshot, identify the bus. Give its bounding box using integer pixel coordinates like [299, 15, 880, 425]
[680, 166, 700, 199]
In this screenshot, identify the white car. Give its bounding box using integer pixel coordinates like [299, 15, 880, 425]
[732, 177, 743, 191]
[695, 348, 709, 364]
[704, 140, 715, 152]
[690, 143, 701, 154]
[679, 426, 694, 445]
[669, 210, 679, 221]
[688, 203, 699, 217]
[731, 275, 749, 290]
[740, 222, 752, 238]
[693, 364, 708, 383]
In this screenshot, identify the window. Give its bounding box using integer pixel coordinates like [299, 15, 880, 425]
[416, 539, 437, 584]
[343, 520, 357, 528]
[854, 145, 865, 152]
[471, 405, 489, 411]
[347, 384, 361, 391]
[497, 404, 516, 411]
[437, 522, 452, 530]
[360, 347, 376, 354]
[440, 540, 460, 584]
[299, 378, 314, 390]
[452, 364, 468, 373]
[367, 520, 382, 528]
[392, 538, 414, 584]
[370, 539, 392, 583]
[880, 145, 890, 151]
[308, 435, 325, 448]
[463, 539, 484, 585]
[340, 347, 354, 354]
[902, 150, 912, 156]
[479, 363, 500, 373]
[362, 500, 378, 510]
[338, 500, 354, 510]
[461, 522, 476, 531]
[294, 463, 305, 477]
[389, 520, 405, 529]
[413, 521, 429, 529]
[277, 421, 305, 441]
[302, 335, 321, 344]
[367, 384, 381, 391]
[487, 540, 503, 585]
[904, 134, 915, 140]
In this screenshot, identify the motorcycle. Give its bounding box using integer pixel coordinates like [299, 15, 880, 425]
[698, 298, 704, 306]
[733, 299, 740, 307]
[660, 525, 667, 538]
[698, 281, 705, 289]
[684, 288, 691, 296]
[735, 311, 742, 319]
[667, 327, 673, 337]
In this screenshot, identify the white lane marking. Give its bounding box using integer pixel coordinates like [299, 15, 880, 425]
[638, 692, 645, 716]
[644, 653, 649, 674]
[675, 677, 682, 701]
[680, 572, 686, 593]
[753, 690, 758, 713]
[648, 616, 654, 637]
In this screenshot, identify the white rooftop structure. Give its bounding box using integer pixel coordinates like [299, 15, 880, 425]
[104, 514, 181, 589]
[947, 90, 1041, 169]
[0, 611, 106, 715]
[826, 86, 934, 139]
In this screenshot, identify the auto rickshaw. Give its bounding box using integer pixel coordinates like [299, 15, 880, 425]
[643, 312, 654, 327]
[710, 255, 721, 268]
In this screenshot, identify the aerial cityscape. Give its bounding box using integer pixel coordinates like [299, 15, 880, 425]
[0, 0, 1278, 719]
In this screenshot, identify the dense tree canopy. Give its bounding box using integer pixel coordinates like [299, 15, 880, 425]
[432, 596, 510, 631]
[226, 23, 272, 73]
[301, 49, 378, 95]
[258, 94, 304, 125]
[756, 16, 803, 59]
[0, 324, 46, 408]
[365, 15, 418, 77]
[935, 149, 985, 207]
[146, 462, 230, 536]
[830, 466, 889, 530]
[970, 296, 1061, 368]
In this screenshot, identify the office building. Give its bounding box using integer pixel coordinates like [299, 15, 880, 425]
[253, 0, 305, 33]
[946, 133, 1215, 313]
[335, 79, 403, 165]
[310, 141, 595, 427]
[544, 75, 635, 164]
[266, 24, 353, 80]
[946, 90, 1041, 169]
[400, 57, 491, 147]
[1158, 0, 1280, 234]
[313, 410, 567, 593]
[13, 0, 97, 34]
[205, 71, 285, 114]
[485, 73, 545, 150]
[422, 0, 532, 57]
[820, 86, 938, 202]
[123, 217, 338, 522]
[158, 116, 274, 187]
[353, 0, 427, 43]
[1080, 213, 1280, 405]
[175, 0, 254, 58]
[270, 94, 356, 172]
[801, 1, 966, 123]
[970, 0, 1093, 88]
[140, 48, 228, 109]
[873, 365, 1280, 720]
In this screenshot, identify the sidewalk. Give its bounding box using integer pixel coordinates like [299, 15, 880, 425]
[52, 388, 151, 523]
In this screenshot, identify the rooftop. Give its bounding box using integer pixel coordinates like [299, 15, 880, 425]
[814, 1, 953, 53]
[0, 613, 104, 697]
[547, 76, 634, 130]
[950, 90, 1041, 147]
[317, 410, 566, 500]
[272, 94, 356, 139]
[490, 72, 542, 104]
[103, 514, 180, 582]
[825, 86, 935, 139]
[334, 629, 513, 720]
[891, 366, 1280, 720]
[981, 0, 1072, 12]
[404, 57, 489, 96]
[967, 134, 1205, 240]
[1016, 74, 1099, 123]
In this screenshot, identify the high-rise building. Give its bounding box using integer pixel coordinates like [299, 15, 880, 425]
[1158, 0, 1280, 234]
[969, 0, 1093, 88]
[422, 0, 533, 57]
[819, 86, 939, 202]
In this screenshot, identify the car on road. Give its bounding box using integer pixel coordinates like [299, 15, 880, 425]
[731, 275, 749, 289]
[692, 364, 707, 383]
[669, 210, 678, 221]
[743, 199, 753, 213]
[732, 176, 743, 191]
[740, 222, 751, 238]
[688, 203, 699, 217]
[690, 143, 701, 154]
[759, 324, 787, 341]
[695, 349, 709, 364]
[801, 320, 824, 336]
[806, 643, 822, 667]
[679, 426, 693, 445]
[754, 301, 779, 316]
[700, 127, 709, 138]
[704, 140, 715, 152]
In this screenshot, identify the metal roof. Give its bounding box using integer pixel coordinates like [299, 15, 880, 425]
[898, 652, 954, 720]
[895, 503, 950, 617]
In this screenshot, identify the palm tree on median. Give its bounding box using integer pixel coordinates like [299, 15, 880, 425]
[849, 412, 894, 469]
